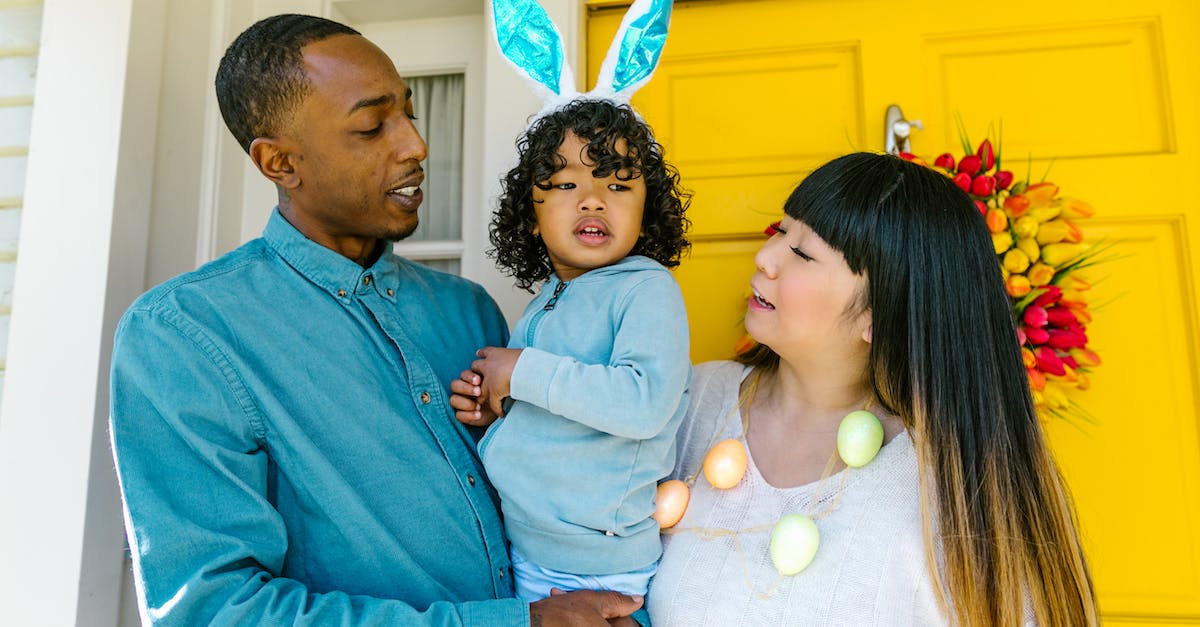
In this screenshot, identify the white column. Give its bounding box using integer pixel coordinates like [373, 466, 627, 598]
[0, 0, 165, 624]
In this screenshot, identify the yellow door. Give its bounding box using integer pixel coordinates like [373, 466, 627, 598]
[590, 1, 1200, 624]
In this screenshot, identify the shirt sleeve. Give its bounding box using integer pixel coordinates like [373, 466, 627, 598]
[508, 272, 690, 440]
[110, 308, 529, 627]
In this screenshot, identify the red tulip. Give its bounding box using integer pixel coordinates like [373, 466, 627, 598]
[1062, 355, 1079, 370]
[977, 139, 995, 170]
[1032, 286, 1064, 308]
[1026, 326, 1051, 345]
[1023, 305, 1049, 327]
[1048, 329, 1088, 350]
[971, 175, 996, 197]
[898, 152, 918, 161]
[934, 153, 956, 170]
[1016, 327, 1028, 345]
[764, 221, 781, 236]
[953, 172, 972, 193]
[1035, 347, 1067, 376]
[957, 154, 982, 175]
[1046, 307, 1078, 327]
[995, 170, 1014, 190]
[974, 199, 987, 215]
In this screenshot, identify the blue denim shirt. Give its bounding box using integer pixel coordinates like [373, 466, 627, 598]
[110, 209, 526, 625]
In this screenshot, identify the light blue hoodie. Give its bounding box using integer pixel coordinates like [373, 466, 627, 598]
[479, 255, 690, 575]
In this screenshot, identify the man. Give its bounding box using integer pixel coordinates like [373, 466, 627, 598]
[110, 14, 642, 625]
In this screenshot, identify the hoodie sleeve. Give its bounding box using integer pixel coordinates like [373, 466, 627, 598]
[508, 271, 690, 439]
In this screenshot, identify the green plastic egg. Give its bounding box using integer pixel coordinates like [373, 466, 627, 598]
[769, 514, 820, 576]
[837, 410, 883, 468]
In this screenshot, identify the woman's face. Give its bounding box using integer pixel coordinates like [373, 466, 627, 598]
[746, 216, 871, 359]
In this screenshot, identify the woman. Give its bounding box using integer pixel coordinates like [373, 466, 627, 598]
[647, 152, 1097, 626]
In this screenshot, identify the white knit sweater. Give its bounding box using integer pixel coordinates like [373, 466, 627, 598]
[647, 361, 949, 626]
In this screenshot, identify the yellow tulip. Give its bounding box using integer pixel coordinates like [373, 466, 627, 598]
[1041, 243, 1083, 266]
[1070, 348, 1102, 368]
[1036, 220, 1072, 245]
[1027, 263, 1056, 287]
[1017, 238, 1041, 263]
[1061, 197, 1094, 218]
[1003, 249, 1031, 273]
[1043, 383, 1069, 409]
[1075, 372, 1091, 391]
[1013, 216, 1039, 239]
[1066, 274, 1092, 291]
[1027, 204, 1063, 223]
[992, 232, 1014, 255]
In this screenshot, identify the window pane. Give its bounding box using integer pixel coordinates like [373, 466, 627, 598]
[414, 258, 461, 275]
[406, 73, 464, 244]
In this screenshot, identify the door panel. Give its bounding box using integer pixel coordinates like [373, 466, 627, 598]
[589, 0, 1200, 622]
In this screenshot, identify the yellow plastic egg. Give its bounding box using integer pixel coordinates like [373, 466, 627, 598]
[769, 514, 820, 575]
[837, 410, 883, 468]
[653, 479, 690, 529]
[703, 438, 748, 489]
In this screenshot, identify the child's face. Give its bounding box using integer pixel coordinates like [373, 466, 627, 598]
[531, 131, 646, 282]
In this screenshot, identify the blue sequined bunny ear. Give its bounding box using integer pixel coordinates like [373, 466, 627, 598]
[594, 0, 672, 101]
[489, 0, 577, 103]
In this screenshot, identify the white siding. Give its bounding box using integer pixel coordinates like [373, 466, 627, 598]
[0, 2, 41, 397]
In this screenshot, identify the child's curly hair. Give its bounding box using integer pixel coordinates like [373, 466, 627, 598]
[490, 99, 691, 291]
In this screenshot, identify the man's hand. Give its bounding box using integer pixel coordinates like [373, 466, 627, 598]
[471, 346, 522, 417]
[448, 369, 499, 427]
[529, 589, 643, 626]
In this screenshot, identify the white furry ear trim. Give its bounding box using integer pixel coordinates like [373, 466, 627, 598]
[594, 0, 672, 101]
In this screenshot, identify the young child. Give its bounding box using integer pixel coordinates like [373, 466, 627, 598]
[449, 96, 691, 602]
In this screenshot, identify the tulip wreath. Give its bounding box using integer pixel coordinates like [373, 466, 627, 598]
[897, 134, 1106, 421]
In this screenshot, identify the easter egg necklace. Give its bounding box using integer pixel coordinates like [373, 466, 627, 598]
[656, 368, 886, 596]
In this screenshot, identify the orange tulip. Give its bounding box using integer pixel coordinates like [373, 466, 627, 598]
[1021, 347, 1037, 368]
[1075, 372, 1091, 391]
[985, 209, 1008, 233]
[1024, 182, 1059, 207]
[1027, 367, 1047, 391]
[1007, 274, 1033, 297]
[1004, 194, 1031, 217]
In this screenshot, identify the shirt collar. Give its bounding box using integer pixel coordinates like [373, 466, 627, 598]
[263, 208, 402, 302]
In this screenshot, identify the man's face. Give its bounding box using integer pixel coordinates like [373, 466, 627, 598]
[281, 34, 428, 256]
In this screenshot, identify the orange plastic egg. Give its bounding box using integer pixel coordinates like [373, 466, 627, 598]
[653, 479, 690, 529]
[703, 438, 748, 489]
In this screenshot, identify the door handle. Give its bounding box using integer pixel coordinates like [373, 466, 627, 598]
[884, 104, 922, 155]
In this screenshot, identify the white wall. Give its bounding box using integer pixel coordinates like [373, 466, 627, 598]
[0, 2, 41, 402]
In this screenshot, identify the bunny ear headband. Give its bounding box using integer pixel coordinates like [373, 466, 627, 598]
[490, 0, 672, 120]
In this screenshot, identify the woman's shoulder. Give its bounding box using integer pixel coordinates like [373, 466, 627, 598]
[691, 360, 750, 389]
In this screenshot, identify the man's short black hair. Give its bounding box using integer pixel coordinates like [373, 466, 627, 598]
[215, 14, 360, 153]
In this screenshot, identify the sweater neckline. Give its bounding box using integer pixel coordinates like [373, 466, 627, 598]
[729, 363, 912, 495]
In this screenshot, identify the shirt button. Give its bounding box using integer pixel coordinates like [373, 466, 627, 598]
[420, 391, 431, 404]
[498, 568, 505, 579]
[337, 289, 346, 298]
[467, 474, 476, 486]
[386, 288, 394, 296]
[605, 530, 615, 536]
[363, 276, 372, 286]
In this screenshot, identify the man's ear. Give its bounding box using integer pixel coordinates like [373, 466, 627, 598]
[249, 137, 300, 190]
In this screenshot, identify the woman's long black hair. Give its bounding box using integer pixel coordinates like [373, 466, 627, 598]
[741, 152, 1096, 626]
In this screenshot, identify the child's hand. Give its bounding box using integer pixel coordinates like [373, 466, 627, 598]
[449, 370, 499, 427]
[472, 346, 522, 418]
